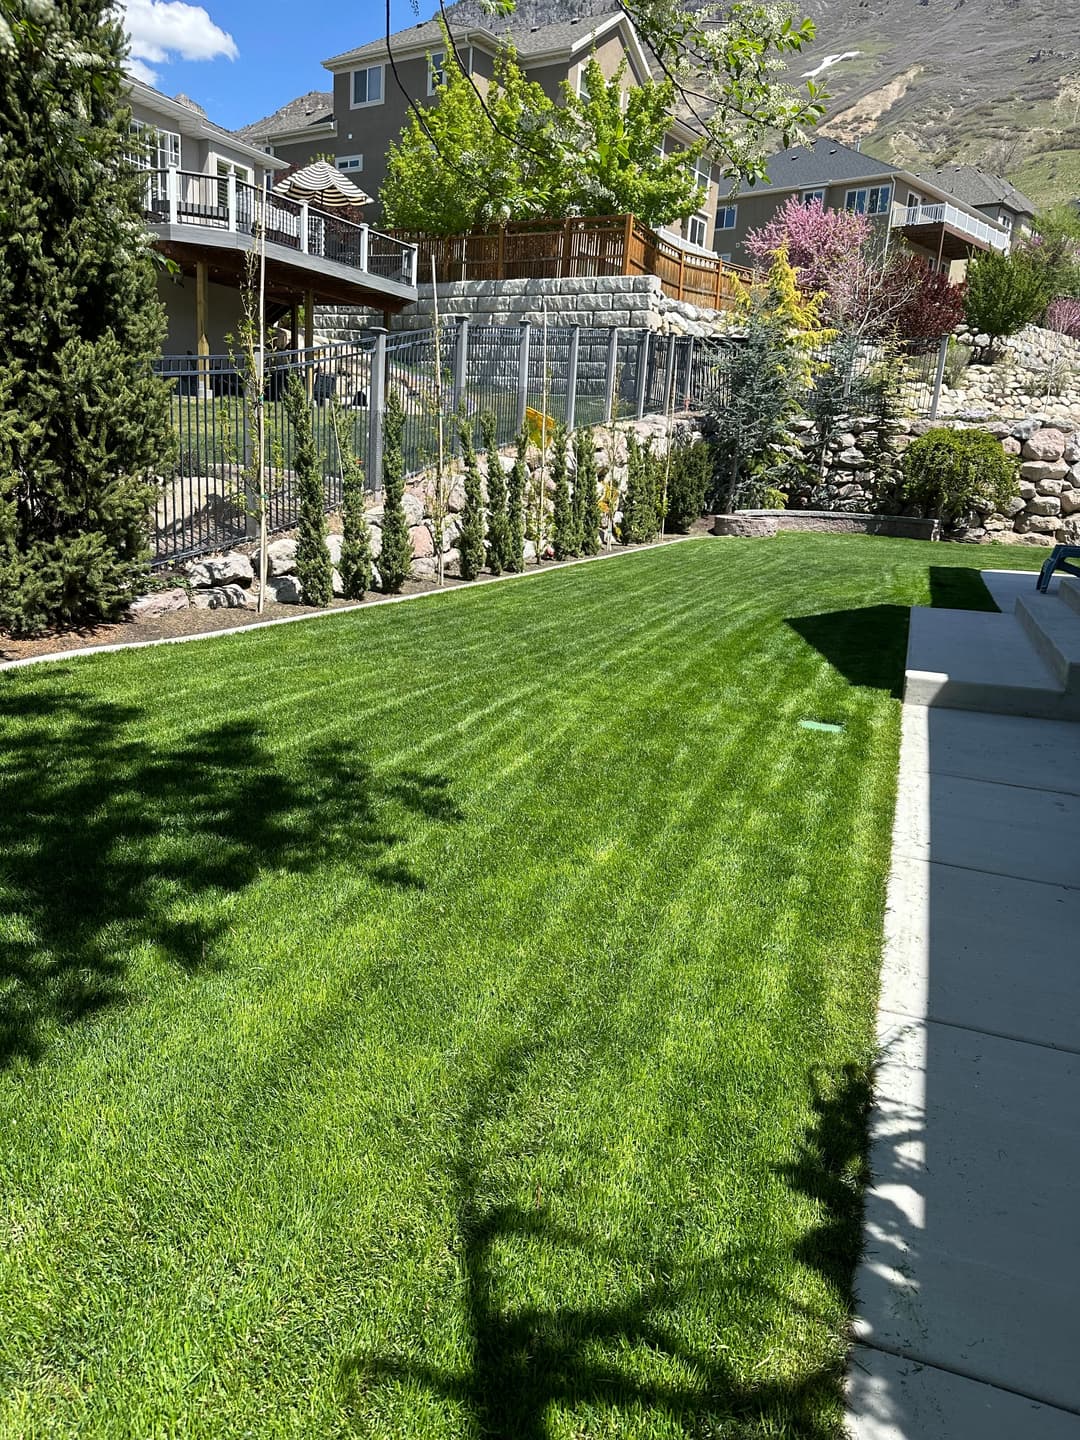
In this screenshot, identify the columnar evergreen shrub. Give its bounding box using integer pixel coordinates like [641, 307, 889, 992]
[901, 428, 1017, 524]
[481, 412, 511, 575]
[574, 430, 601, 556]
[457, 420, 487, 580]
[551, 425, 576, 560]
[339, 454, 373, 600]
[284, 378, 332, 607]
[621, 434, 659, 544]
[506, 427, 528, 572]
[665, 440, 714, 532]
[0, 0, 173, 635]
[378, 390, 413, 593]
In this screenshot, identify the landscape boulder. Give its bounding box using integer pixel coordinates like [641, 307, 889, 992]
[410, 524, 434, 558]
[266, 575, 303, 605]
[267, 539, 297, 577]
[187, 552, 254, 589]
[1022, 428, 1066, 462]
[129, 587, 189, 620]
[191, 584, 251, 610]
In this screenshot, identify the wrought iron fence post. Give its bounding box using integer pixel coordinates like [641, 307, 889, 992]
[368, 328, 388, 498]
[243, 380, 258, 540]
[664, 334, 677, 416]
[604, 327, 619, 424]
[451, 315, 469, 419]
[565, 325, 581, 431]
[682, 337, 696, 411]
[516, 321, 531, 432]
[635, 330, 650, 420]
[929, 334, 950, 420]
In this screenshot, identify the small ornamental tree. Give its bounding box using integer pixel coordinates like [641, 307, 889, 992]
[574, 430, 602, 556]
[902, 428, 1017, 524]
[746, 196, 872, 296]
[457, 420, 487, 580]
[964, 251, 1050, 360]
[1046, 297, 1080, 338]
[481, 412, 511, 575]
[378, 390, 413, 593]
[0, 0, 173, 635]
[506, 426, 528, 572]
[551, 425, 576, 560]
[885, 255, 967, 341]
[284, 378, 333, 607]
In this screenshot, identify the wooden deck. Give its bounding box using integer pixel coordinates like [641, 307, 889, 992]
[394, 215, 754, 311]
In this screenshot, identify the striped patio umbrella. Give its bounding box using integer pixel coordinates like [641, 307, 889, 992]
[271, 160, 372, 209]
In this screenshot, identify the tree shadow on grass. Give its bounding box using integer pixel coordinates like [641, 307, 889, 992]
[785, 605, 911, 698]
[927, 565, 997, 613]
[0, 684, 462, 1069]
[338, 1040, 850, 1440]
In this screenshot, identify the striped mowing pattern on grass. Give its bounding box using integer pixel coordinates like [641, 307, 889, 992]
[0, 537, 1043, 1438]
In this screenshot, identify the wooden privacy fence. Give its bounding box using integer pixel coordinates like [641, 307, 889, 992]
[393, 215, 754, 311]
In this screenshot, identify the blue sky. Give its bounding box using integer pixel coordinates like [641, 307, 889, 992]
[121, 0, 429, 129]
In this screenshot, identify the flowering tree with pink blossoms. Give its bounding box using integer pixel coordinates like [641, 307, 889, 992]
[1045, 297, 1080, 339]
[745, 196, 872, 294]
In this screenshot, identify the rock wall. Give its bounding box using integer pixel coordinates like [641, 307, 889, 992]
[785, 413, 1080, 547]
[318, 276, 738, 343]
[937, 323, 1080, 427]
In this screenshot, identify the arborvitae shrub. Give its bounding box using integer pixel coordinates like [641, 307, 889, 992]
[0, 0, 173, 635]
[339, 453, 373, 600]
[482, 412, 511, 576]
[665, 440, 714, 532]
[285, 378, 333, 607]
[620, 434, 656, 544]
[457, 419, 487, 580]
[901, 428, 1017, 524]
[378, 390, 413, 593]
[574, 430, 601, 556]
[506, 427, 528, 572]
[551, 426, 576, 560]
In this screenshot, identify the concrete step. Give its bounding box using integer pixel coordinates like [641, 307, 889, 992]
[1015, 591, 1080, 693]
[904, 607, 1080, 720]
[1060, 575, 1080, 616]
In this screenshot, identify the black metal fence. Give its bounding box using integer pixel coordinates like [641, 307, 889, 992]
[152, 324, 949, 565]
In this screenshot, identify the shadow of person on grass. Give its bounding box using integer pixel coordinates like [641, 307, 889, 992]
[0, 682, 461, 1069]
[785, 606, 910, 698]
[338, 1040, 849, 1440]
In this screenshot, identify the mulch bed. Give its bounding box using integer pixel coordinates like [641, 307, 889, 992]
[0, 532, 705, 667]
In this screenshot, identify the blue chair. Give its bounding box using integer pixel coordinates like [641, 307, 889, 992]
[1036, 545, 1080, 593]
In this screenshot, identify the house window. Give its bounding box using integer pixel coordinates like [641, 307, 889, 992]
[351, 64, 384, 107]
[214, 157, 252, 211]
[801, 188, 825, 205]
[694, 156, 712, 191]
[715, 203, 738, 231]
[336, 155, 364, 172]
[128, 119, 181, 173]
[719, 252, 732, 262]
[428, 52, 446, 93]
[687, 213, 708, 247]
[845, 184, 891, 215]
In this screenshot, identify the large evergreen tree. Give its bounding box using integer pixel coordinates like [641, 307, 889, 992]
[0, 0, 172, 635]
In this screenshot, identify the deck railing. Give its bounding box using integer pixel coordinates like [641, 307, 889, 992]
[393, 214, 754, 310]
[890, 201, 1011, 253]
[143, 168, 418, 286]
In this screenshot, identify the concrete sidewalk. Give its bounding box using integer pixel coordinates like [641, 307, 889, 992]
[846, 578, 1080, 1438]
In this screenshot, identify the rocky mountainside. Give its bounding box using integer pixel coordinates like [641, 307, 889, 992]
[443, 0, 1080, 207]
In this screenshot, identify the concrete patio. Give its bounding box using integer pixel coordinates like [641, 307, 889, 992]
[847, 569, 1080, 1439]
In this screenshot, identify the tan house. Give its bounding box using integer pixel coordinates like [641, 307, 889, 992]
[241, 12, 731, 255]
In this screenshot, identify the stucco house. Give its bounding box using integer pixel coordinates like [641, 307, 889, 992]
[239, 12, 730, 255]
[129, 78, 417, 365]
[714, 139, 1021, 276]
[915, 164, 1037, 245]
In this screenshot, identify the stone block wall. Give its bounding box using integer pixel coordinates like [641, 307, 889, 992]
[936, 324, 1080, 428]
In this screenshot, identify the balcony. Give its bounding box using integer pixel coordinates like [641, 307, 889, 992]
[890, 200, 1011, 261]
[143, 168, 418, 308]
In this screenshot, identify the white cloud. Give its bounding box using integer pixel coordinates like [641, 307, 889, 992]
[121, 0, 237, 87]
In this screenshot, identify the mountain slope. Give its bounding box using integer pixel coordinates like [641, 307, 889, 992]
[443, 0, 1080, 207]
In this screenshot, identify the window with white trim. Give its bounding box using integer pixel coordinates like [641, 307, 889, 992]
[694, 156, 712, 190]
[352, 64, 384, 107]
[687, 213, 708, 247]
[214, 156, 253, 213]
[845, 184, 891, 215]
[336, 155, 364, 172]
[715, 203, 738, 231]
[719, 252, 732, 262]
[128, 119, 181, 174]
[801, 188, 825, 205]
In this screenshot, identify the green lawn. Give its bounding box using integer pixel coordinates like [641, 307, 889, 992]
[0, 536, 1043, 1438]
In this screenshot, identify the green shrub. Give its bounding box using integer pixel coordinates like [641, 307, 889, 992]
[506, 427, 528, 572]
[964, 252, 1049, 360]
[901, 428, 1017, 524]
[665, 440, 714, 532]
[481, 412, 511, 576]
[762, 487, 787, 511]
[575, 431, 602, 557]
[621, 434, 662, 544]
[943, 338, 972, 388]
[284, 379, 333, 608]
[339, 455, 373, 600]
[551, 425, 576, 560]
[457, 419, 487, 580]
[378, 390, 413, 594]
